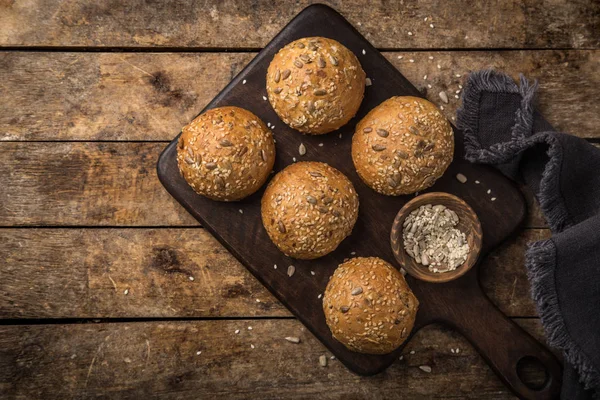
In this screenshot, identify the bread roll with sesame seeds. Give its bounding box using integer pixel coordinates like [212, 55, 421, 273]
[323, 257, 419, 354]
[177, 106, 275, 201]
[266, 37, 366, 135]
[352, 96, 454, 195]
[261, 162, 359, 259]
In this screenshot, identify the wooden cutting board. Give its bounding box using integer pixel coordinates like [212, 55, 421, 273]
[157, 5, 561, 399]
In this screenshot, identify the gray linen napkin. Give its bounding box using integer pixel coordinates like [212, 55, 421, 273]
[456, 70, 600, 399]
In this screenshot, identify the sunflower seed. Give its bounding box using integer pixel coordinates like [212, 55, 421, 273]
[309, 171, 323, 178]
[299, 54, 311, 63]
[178, 139, 184, 149]
[184, 156, 194, 164]
[298, 143, 306, 156]
[351, 287, 363, 296]
[376, 129, 389, 138]
[274, 70, 281, 83]
[456, 173, 467, 183]
[297, 42, 305, 49]
[363, 127, 373, 133]
[332, 210, 341, 217]
[261, 149, 267, 162]
[293, 59, 303, 68]
[306, 195, 317, 204]
[238, 146, 248, 157]
[372, 144, 386, 152]
[424, 143, 435, 152]
[395, 150, 409, 159]
[329, 55, 338, 66]
[317, 57, 326, 68]
[222, 160, 232, 170]
[322, 196, 333, 204]
[278, 220, 286, 233]
[285, 336, 301, 344]
[219, 139, 233, 147]
[313, 89, 327, 96]
[409, 126, 419, 135]
[340, 306, 350, 313]
[214, 176, 225, 187]
[306, 101, 315, 113]
[318, 206, 329, 214]
[205, 162, 217, 170]
[287, 265, 295, 277]
[439, 91, 449, 103]
[319, 355, 327, 367]
[274, 87, 282, 94]
[282, 69, 291, 80]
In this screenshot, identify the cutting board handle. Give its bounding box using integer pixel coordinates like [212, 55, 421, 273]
[447, 285, 562, 400]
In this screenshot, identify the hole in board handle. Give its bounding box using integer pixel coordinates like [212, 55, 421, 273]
[516, 355, 551, 391]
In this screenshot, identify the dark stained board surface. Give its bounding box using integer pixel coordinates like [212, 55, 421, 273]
[158, 5, 561, 399]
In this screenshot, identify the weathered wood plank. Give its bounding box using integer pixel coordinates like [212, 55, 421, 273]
[1, 51, 598, 141]
[0, 228, 541, 319]
[0, 319, 554, 399]
[0, 142, 550, 228]
[0, 1, 598, 49]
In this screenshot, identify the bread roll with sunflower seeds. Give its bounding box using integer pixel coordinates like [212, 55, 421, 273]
[177, 106, 275, 201]
[266, 37, 366, 135]
[351, 96, 454, 195]
[261, 162, 359, 259]
[323, 257, 419, 354]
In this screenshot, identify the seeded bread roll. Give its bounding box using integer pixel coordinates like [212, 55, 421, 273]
[177, 106, 275, 201]
[351, 96, 454, 195]
[323, 257, 419, 354]
[261, 162, 359, 259]
[266, 37, 366, 135]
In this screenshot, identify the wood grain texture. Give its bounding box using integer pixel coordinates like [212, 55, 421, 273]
[0, 142, 552, 228]
[0, 319, 556, 400]
[1, 51, 598, 141]
[0, 228, 541, 319]
[0, 1, 598, 49]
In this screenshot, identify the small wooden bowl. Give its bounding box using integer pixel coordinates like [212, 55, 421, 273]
[390, 192, 482, 283]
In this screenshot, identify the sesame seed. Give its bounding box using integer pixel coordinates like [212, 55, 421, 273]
[350, 251, 356, 255]
[456, 74, 462, 77]
[398, 55, 403, 59]
[318, 143, 324, 147]
[427, 84, 432, 89]
[424, 17, 428, 21]
[428, 56, 434, 60]
[475, 180, 480, 184]
[491, 197, 497, 201]
[437, 64, 441, 69]
[262, 96, 267, 101]
[339, 133, 342, 139]
[487, 189, 491, 194]
[285, 336, 301, 344]
[423, 75, 427, 80]
[318, 294, 322, 299]
[250, 344, 255, 349]
[455, 94, 459, 99]
[242, 79, 247, 84]
[196, 351, 202, 355]
[410, 350, 415, 355]
[235, 329, 240, 334]
[330, 356, 335, 360]
[123, 289, 129, 295]
[310, 271, 315, 276]
[407, 31, 413, 36]
[451, 348, 455, 353]
[409, 59, 415, 63]
[440, 105, 444, 110]
[189, 276, 195, 281]
[399, 355, 404, 360]
[248, 326, 252, 330]
[459, 84, 463, 89]
[238, 209, 243, 214]
[256, 299, 260, 303]
[362, 49, 366, 55]
[357, 22, 362, 26]
[456, 348, 460, 353]
[274, 264, 277, 269]
[292, 157, 297, 162]
[430, 24, 434, 28]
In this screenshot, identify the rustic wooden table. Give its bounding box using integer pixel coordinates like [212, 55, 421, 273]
[0, 1, 598, 398]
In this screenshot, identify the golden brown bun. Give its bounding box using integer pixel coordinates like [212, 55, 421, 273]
[266, 37, 366, 135]
[261, 162, 359, 259]
[323, 257, 419, 354]
[351, 96, 454, 195]
[177, 106, 275, 201]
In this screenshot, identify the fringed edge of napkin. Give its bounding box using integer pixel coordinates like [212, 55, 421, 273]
[457, 69, 600, 397]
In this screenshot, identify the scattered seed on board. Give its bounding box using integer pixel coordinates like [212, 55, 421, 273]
[319, 355, 328, 367]
[410, 350, 415, 355]
[274, 264, 277, 269]
[318, 143, 324, 147]
[250, 344, 255, 349]
[298, 143, 306, 156]
[427, 84, 432, 89]
[362, 49, 366, 55]
[437, 64, 441, 69]
[429, 56, 434, 60]
[487, 189, 491, 194]
[423, 75, 427, 80]
[439, 91, 449, 103]
[350, 251, 356, 255]
[456, 348, 460, 353]
[123, 289, 129, 295]
[189, 276, 195, 281]
[242, 79, 247, 84]
[475, 180, 480, 184]
[287, 265, 295, 277]
[399, 355, 404, 360]
[196, 351, 201, 355]
[408, 31, 413, 36]
[451, 348, 455, 354]
[365, 77, 372, 86]
[455, 94, 459, 99]
[409, 59, 415, 63]
[419, 365, 432, 373]
[238, 209, 243, 214]
[262, 96, 267, 101]
[491, 197, 497, 201]
[292, 157, 297, 162]
[430, 24, 434, 28]
[285, 336, 301, 344]
[235, 329, 240, 334]
[330, 356, 336, 360]
[310, 271, 316, 276]
[398, 55, 403, 59]
[318, 293, 322, 299]
[456, 173, 467, 183]
[248, 326, 252, 330]
[256, 299, 260, 303]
